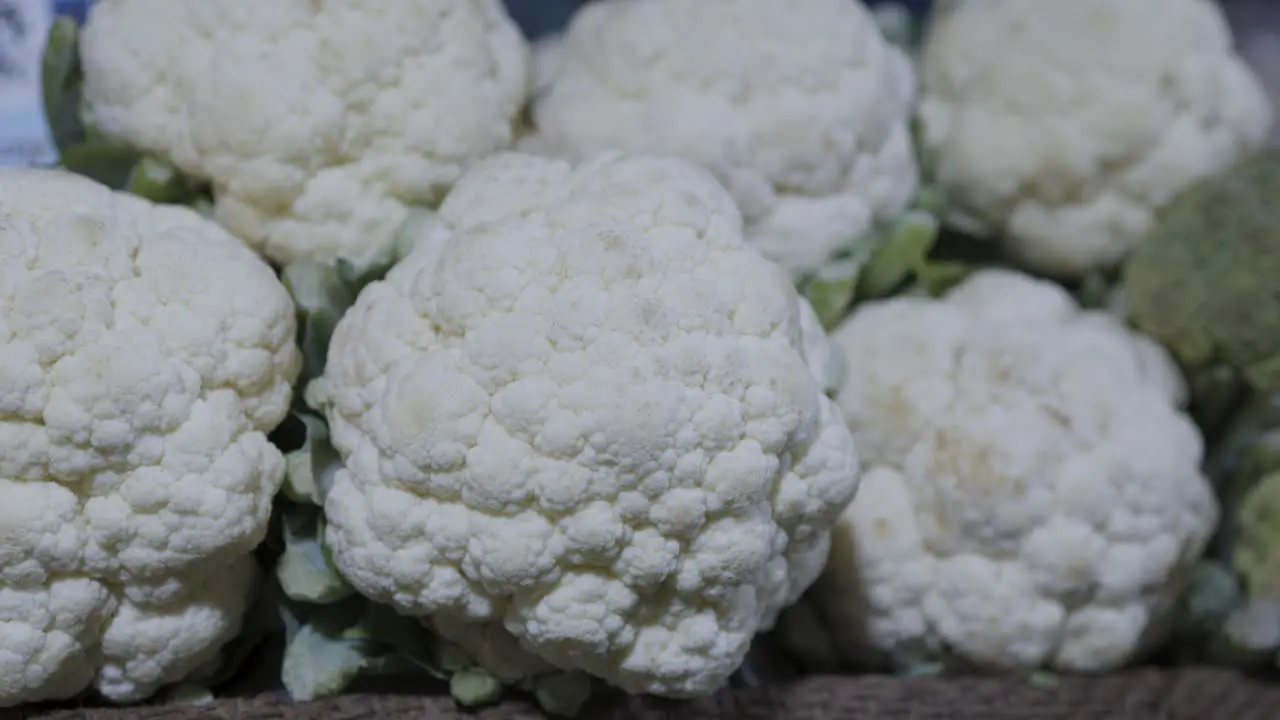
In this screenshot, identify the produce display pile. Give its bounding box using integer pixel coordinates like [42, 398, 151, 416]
[3, 0, 1278, 717]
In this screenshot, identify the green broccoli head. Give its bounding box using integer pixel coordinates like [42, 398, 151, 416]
[1121, 150, 1280, 427]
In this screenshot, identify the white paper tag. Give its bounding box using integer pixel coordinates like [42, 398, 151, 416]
[0, 0, 58, 167]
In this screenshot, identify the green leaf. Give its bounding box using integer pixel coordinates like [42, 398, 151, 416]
[912, 186, 948, 218]
[276, 506, 353, 604]
[125, 155, 200, 204]
[910, 116, 939, 184]
[531, 672, 594, 718]
[912, 259, 973, 298]
[335, 256, 394, 294]
[282, 413, 341, 506]
[856, 210, 942, 300]
[300, 311, 341, 381]
[56, 141, 142, 190]
[160, 684, 214, 706]
[281, 603, 377, 701]
[284, 262, 355, 316]
[450, 670, 504, 708]
[41, 16, 86, 154]
[801, 258, 863, 331]
[392, 207, 436, 261]
[281, 263, 352, 382]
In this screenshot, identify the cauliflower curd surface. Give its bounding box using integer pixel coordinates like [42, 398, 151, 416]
[317, 151, 862, 697]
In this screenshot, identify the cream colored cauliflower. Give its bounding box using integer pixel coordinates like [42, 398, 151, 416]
[918, 0, 1274, 277]
[520, 0, 919, 280]
[316, 151, 861, 697]
[0, 168, 301, 706]
[800, 269, 1218, 672]
[77, 0, 530, 269]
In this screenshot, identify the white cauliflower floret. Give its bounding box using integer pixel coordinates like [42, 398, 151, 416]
[918, 0, 1274, 277]
[806, 269, 1218, 672]
[0, 168, 301, 706]
[78, 0, 531, 269]
[318, 151, 861, 697]
[520, 0, 919, 280]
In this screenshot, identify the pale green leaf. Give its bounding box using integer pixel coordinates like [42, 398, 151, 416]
[282, 413, 341, 506]
[913, 186, 947, 218]
[282, 263, 354, 317]
[912, 259, 973, 298]
[392, 207, 437, 261]
[857, 210, 941, 299]
[802, 257, 863, 331]
[335, 254, 395, 294]
[276, 507, 353, 604]
[282, 625, 370, 701]
[532, 672, 593, 718]
[281, 263, 351, 381]
[161, 684, 214, 706]
[450, 670, 504, 708]
[281, 605, 376, 701]
[125, 155, 201, 205]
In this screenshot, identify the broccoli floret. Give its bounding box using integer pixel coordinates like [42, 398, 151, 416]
[1120, 150, 1280, 431]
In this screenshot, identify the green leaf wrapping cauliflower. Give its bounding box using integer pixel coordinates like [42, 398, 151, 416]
[916, 0, 1274, 278]
[66, 0, 530, 271]
[520, 0, 922, 283]
[0, 168, 301, 706]
[310, 151, 862, 698]
[1120, 150, 1280, 433]
[785, 269, 1218, 673]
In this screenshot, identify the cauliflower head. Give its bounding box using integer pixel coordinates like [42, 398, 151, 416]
[808, 269, 1217, 672]
[316, 151, 861, 697]
[918, 0, 1274, 277]
[77, 0, 531, 269]
[0, 168, 301, 705]
[1181, 396, 1280, 669]
[1121, 149, 1280, 427]
[521, 0, 920, 280]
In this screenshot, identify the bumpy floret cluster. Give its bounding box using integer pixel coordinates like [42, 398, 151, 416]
[316, 152, 862, 697]
[0, 168, 300, 706]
